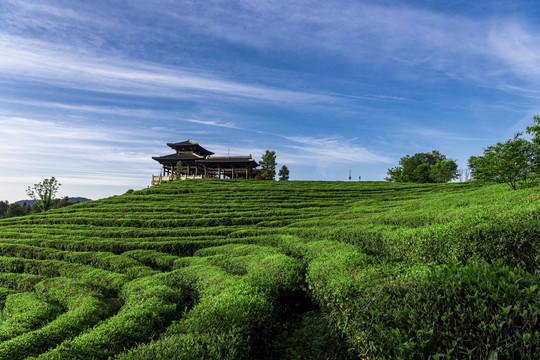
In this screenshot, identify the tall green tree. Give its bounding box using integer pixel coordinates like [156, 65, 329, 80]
[386, 151, 458, 183]
[468, 133, 538, 190]
[526, 115, 540, 147]
[259, 150, 277, 180]
[430, 159, 459, 183]
[278, 165, 289, 181]
[0, 200, 8, 218]
[26, 177, 61, 212]
[4, 203, 25, 218]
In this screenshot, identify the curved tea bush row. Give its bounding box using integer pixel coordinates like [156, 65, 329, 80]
[0, 274, 45, 292]
[117, 245, 303, 359]
[0, 292, 61, 342]
[32, 275, 187, 360]
[0, 277, 117, 359]
[0, 245, 155, 277]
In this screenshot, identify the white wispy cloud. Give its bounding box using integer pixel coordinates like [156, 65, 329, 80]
[401, 128, 485, 142]
[0, 35, 329, 104]
[487, 21, 540, 80]
[283, 136, 390, 165]
[183, 119, 239, 129]
[0, 115, 164, 201]
[0, 97, 159, 118]
[0, 116, 159, 174]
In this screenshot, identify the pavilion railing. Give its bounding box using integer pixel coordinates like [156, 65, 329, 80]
[151, 174, 203, 185]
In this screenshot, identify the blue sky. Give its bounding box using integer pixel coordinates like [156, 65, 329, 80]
[1, 0, 540, 202]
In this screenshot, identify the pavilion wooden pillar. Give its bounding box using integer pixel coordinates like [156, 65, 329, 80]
[232, 165, 235, 179]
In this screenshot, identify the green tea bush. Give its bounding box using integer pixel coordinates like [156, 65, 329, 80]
[0, 287, 16, 309]
[343, 261, 540, 359]
[122, 249, 180, 271]
[0, 273, 44, 291]
[0, 292, 61, 341]
[35, 275, 186, 359]
[0, 278, 116, 359]
[464, 221, 539, 273]
[118, 279, 274, 360]
[116, 331, 244, 360]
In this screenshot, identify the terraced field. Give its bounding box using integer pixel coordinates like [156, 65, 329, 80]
[0, 180, 538, 359]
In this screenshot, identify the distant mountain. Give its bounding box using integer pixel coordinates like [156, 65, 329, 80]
[14, 197, 92, 206]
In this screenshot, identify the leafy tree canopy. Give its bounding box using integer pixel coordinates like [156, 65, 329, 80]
[468, 133, 539, 190]
[260, 150, 277, 180]
[526, 115, 540, 148]
[386, 150, 458, 183]
[5, 203, 26, 218]
[278, 165, 289, 181]
[26, 177, 61, 212]
[0, 200, 8, 217]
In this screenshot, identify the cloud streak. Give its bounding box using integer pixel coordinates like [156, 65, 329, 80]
[0, 116, 158, 177]
[183, 119, 239, 129]
[0, 117, 158, 201]
[0, 35, 330, 104]
[284, 136, 391, 165]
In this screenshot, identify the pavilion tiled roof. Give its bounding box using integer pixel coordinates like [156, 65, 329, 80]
[166, 140, 214, 156]
[197, 156, 259, 166]
[152, 153, 204, 163]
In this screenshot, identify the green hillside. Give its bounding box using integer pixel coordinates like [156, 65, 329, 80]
[0, 180, 538, 359]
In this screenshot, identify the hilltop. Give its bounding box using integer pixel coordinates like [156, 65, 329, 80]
[0, 180, 538, 359]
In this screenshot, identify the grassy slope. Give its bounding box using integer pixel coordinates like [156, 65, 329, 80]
[0, 180, 538, 359]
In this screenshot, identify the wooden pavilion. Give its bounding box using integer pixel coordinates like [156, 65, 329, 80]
[152, 140, 259, 184]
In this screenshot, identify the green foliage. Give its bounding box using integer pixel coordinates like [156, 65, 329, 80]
[464, 221, 539, 274]
[260, 150, 277, 180]
[346, 261, 540, 359]
[0, 201, 8, 218]
[4, 204, 26, 218]
[0, 292, 61, 342]
[26, 177, 60, 212]
[0, 278, 117, 359]
[526, 114, 540, 148]
[468, 133, 539, 189]
[0, 180, 538, 358]
[386, 150, 458, 183]
[278, 165, 289, 181]
[430, 159, 459, 183]
[1, 198, 80, 219]
[36, 275, 185, 359]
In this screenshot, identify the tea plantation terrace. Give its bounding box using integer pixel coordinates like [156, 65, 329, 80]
[0, 180, 537, 359]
